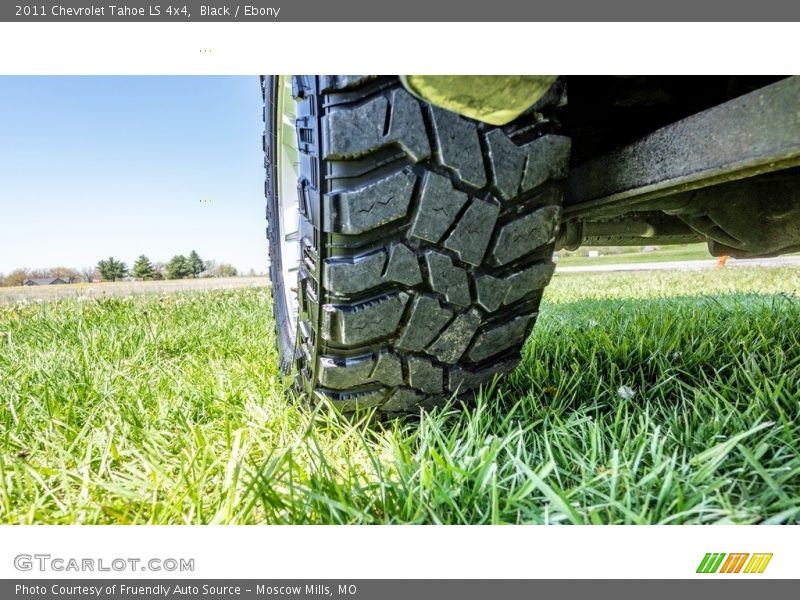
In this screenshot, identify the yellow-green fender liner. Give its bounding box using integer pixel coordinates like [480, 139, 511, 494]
[400, 75, 557, 126]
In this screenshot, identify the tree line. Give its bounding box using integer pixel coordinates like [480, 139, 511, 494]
[0, 250, 241, 287]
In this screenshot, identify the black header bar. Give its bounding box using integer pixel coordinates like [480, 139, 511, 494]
[4, 0, 800, 21]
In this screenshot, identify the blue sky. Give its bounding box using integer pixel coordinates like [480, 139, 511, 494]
[0, 76, 266, 275]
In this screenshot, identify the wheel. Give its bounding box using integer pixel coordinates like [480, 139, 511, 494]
[262, 75, 570, 415]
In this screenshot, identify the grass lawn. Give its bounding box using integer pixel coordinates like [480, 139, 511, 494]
[556, 243, 716, 267]
[1, 267, 799, 524]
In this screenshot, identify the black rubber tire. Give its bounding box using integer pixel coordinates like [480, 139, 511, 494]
[262, 75, 570, 415]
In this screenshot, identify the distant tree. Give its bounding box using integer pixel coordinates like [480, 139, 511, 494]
[203, 260, 238, 278]
[0, 273, 4, 287]
[133, 255, 157, 280]
[217, 263, 238, 277]
[80, 266, 99, 282]
[165, 255, 190, 279]
[187, 250, 204, 278]
[47, 266, 80, 283]
[3, 269, 30, 287]
[96, 257, 128, 282]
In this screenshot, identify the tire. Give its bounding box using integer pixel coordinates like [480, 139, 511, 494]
[262, 75, 570, 415]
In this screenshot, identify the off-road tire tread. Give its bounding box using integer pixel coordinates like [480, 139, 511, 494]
[265, 76, 570, 414]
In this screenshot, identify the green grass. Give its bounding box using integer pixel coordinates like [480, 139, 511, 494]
[556, 243, 715, 266]
[1, 267, 799, 524]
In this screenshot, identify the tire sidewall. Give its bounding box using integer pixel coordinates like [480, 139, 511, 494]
[264, 75, 297, 371]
